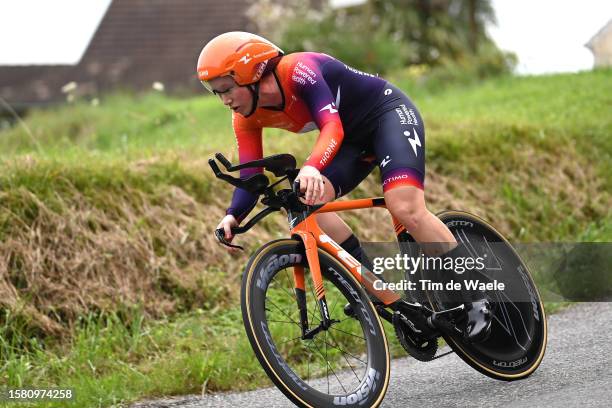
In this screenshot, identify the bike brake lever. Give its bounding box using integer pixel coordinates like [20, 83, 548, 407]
[215, 228, 244, 251]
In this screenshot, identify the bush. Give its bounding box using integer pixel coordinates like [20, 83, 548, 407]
[390, 44, 517, 92]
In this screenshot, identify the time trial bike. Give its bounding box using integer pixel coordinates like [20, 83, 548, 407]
[209, 152, 547, 408]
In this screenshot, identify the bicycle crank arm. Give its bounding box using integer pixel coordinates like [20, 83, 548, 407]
[376, 305, 427, 336]
[391, 300, 440, 339]
[427, 305, 466, 336]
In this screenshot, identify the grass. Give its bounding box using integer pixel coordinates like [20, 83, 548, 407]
[1, 307, 267, 407]
[0, 68, 610, 407]
[0, 271, 441, 408]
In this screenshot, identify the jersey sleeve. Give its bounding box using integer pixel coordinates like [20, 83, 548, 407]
[226, 114, 264, 223]
[290, 57, 345, 171]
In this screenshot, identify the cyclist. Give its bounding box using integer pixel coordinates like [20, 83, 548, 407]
[198, 31, 491, 341]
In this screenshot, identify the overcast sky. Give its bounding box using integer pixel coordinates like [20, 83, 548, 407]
[0, 0, 610, 75]
[488, 0, 611, 74]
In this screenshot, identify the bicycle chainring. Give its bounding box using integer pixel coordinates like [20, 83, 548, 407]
[392, 313, 438, 362]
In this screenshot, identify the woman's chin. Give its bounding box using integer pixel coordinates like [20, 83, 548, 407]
[237, 107, 251, 116]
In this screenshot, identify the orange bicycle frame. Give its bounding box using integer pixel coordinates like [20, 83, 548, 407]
[290, 197, 408, 326]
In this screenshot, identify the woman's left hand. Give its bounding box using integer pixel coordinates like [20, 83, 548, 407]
[296, 165, 325, 205]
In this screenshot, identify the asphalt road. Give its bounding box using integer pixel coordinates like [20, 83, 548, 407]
[131, 302, 611, 408]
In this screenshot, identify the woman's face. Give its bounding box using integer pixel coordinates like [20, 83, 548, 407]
[208, 76, 254, 117]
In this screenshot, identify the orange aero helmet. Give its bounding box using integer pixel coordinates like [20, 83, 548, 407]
[197, 31, 283, 92]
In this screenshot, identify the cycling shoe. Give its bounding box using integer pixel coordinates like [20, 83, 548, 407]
[464, 299, 492, 342]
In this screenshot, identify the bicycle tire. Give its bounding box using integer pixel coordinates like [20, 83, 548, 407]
[426, 211, 548, 381]
[241, 239, 391, 407]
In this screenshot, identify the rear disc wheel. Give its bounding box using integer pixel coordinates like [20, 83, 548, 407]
[426, 211, 548, 381]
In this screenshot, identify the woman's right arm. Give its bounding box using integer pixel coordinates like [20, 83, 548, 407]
[223, 120, 264, 224]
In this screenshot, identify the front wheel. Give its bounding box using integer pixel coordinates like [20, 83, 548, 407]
[241, 239, 391, 407]
[426, 211, 548, 381]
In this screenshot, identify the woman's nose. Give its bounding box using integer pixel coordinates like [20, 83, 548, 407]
[220, 94, 232, 105]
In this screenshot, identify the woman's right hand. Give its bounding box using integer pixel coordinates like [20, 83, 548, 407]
[216, 214, 239, 251]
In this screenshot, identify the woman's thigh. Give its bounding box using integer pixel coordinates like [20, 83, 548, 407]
[372, 89, 426, 193]
[320, 143, 376, 199]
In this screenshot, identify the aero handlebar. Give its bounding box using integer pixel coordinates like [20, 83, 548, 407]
[209, 153, 306, 250]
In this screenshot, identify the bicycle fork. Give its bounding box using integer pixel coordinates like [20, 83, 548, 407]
[292, 264, 333, 340]
[291, 212, 410, 338]
[291, 216, 339, 339]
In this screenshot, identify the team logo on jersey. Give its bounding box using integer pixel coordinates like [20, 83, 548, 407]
[319, 138, 338, 167]
[319, 102, 338, 114]
[293, 62, 317, 85]
[404, 128, 422, 156]
[380, 155, 392, 168]
[319, 86, 341, 114]
[239, 54, 252, 64]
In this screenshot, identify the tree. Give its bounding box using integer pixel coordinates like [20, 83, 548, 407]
[369, 0, 497, 65]
[247, 0, 513, 76]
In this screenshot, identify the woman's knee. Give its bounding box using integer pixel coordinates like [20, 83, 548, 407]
[385, 186, 428, 231]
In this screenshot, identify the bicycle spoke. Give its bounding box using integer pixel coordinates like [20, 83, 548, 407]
[266, 318, 302, 326]
[329, 293, 341, 319]
[280, 286, 302, 320]
[329, 326, 366, 341]
[281, 269, 298, 302]
[283, 269, 298, 297]
[337, 316, 358, 324]
[267, 298, 301, 328]
[325, 333, 363, 382]
[268, 270, 300, 319]
[307, 348, 311, 382]
[325, 331, 368, 366]
[278, 334, 304, 346]
[326, 330, 329, 394]
[307, 336, 348, 394]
